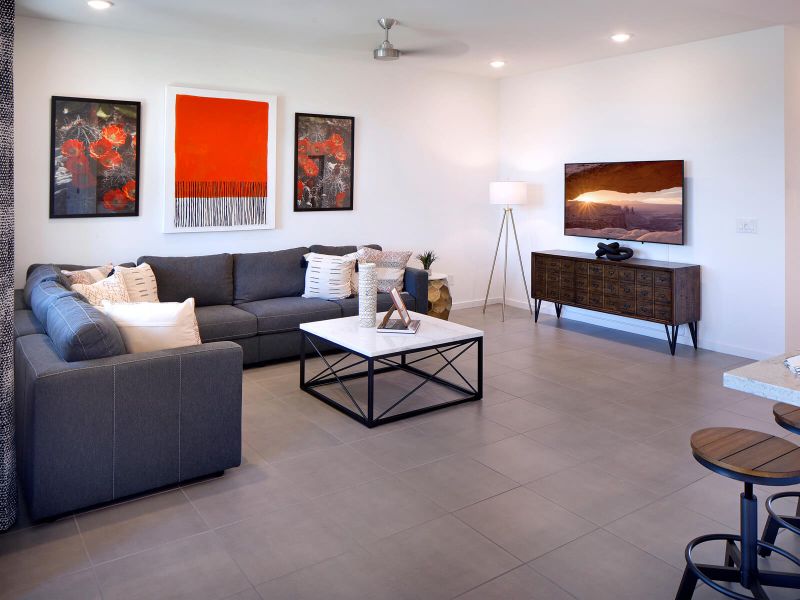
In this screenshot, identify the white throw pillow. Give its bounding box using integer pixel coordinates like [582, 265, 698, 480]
[302, 253, 356, 300]
[72, 273, 131, 306]
[100, 298, 201, 354]
[355, 247, 412, 293]
[115, 263, 160, 303]
[62, 263, 113, 285]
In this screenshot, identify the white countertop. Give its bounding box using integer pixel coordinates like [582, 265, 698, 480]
[723, 352, 800, 405]
[300, 311, 483, 358]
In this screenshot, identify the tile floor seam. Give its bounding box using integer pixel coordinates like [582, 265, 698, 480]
[447, 563, 531, 599]
[87, 528, 215, 570]
[595, 526, 685, 574]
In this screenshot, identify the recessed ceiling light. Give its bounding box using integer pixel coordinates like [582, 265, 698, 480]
[490, 60, 505, 69]
[611, 33, 632, 43]
[87, 0, 113, 9]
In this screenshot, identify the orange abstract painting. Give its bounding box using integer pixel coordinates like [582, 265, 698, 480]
[167, 88, 276, 231]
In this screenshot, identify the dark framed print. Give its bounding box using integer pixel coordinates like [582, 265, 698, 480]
[294, 113, 354, 211]
[50, 96, 140, 218]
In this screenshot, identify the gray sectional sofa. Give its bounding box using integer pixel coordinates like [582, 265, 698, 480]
[13, 244, 427, 521]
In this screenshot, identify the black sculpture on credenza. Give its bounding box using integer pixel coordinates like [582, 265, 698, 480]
[595, 242, 634, 261]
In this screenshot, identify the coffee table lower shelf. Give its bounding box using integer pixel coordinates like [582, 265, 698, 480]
[300, 332, 483, 428]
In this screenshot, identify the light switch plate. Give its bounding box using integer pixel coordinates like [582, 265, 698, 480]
[736, 218, 758, 234]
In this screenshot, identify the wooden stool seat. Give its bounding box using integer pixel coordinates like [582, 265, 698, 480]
[691, 427, 800, 486]
[773, 403, 800, 436]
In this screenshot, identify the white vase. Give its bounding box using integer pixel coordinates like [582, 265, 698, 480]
[358, 263, 377, 328]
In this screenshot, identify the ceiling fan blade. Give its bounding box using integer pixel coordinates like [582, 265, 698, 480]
[399, 40, 468, 57]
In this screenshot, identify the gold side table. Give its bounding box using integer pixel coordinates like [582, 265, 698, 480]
[427, 272, 452, 320]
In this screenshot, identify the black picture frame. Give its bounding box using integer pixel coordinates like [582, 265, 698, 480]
[563, 159, 685, 246]
[293, 112, 355, 212]
[50, 95, 141, 218]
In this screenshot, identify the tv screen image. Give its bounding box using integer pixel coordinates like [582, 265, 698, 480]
[564, 160, 684, 245]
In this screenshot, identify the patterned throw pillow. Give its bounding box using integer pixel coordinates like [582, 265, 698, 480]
[302, 253, 356, 300]
[356, 247, 412, 293]
[62, 263, 113, 286]
[114, 263, 160, 303]
[71, 273, 131, 306]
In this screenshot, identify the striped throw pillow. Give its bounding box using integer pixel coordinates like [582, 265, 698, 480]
[71, 273, 131, 306]
[62, 263, 113, 285]
[302, 253, 356, 300]
[115, 263, 160, 303]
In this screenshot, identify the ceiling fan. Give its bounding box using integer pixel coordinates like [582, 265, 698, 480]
[373, 18, 465, 61]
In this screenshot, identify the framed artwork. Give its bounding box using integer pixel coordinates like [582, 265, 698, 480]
[50, 96, 140, 218]
[294, 113, 355, 211]
[164, 86, 277, 233]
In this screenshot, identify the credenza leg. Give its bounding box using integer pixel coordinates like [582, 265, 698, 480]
[665, 324, 679, 355]
[555, 303, 562, 319]
[688, 322, 698, 349]
[534, 299, 542, 323]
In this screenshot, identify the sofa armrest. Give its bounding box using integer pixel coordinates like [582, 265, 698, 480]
[15, 335, 243, 520]
[404, 267, 428, 312]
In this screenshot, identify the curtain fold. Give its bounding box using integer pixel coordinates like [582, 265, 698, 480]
[0, 0, 16, 531]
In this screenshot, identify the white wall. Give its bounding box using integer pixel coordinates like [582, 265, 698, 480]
[786, 26, 800, 352]
[13, 17, 499, 303]
[497, 27, 787, 358]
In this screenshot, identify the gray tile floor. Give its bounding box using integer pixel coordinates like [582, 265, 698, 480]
[3, 305, 800, 599]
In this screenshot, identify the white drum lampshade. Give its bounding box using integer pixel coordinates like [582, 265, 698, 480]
[489, 181, 528, 205]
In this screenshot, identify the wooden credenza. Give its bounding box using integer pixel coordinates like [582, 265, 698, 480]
[531, 250, 701, 354]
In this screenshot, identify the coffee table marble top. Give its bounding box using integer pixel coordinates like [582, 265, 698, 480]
[724, 353, 800, 406]
[300, 311, 483, 358]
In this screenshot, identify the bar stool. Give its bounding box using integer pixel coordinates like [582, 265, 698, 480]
[759, 403, 800, 557]
[675, 427, 800, 599]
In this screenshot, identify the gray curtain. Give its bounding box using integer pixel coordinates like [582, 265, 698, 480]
[0, 0, 15, 531]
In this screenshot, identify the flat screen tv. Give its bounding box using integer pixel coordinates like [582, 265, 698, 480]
[564, 160, 684, 245]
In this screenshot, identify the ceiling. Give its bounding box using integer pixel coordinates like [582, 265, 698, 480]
[17, 0, 800, 77]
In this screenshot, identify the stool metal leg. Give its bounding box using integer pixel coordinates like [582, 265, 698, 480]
[739, 484, 758, 589]
[675, 565, 699, 600]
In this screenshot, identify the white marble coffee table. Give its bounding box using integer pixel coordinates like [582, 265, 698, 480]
[299, 311, 484, 427]
[723, 353, 800, 405]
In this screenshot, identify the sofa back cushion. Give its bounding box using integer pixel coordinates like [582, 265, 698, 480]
[137, 254, 233, 306]
[23, 264, 66, 308]
[45, 295, 126, 362]
[233, 247, 309, 304]
[26, 262, 135, 280]
[308, 244, 381, 256]
[30, 280, 79, 330]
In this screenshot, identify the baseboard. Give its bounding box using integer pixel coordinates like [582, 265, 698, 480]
[455, 297, 767, 360]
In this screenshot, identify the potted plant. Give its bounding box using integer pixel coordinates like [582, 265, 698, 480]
[416, 250, 438, 274]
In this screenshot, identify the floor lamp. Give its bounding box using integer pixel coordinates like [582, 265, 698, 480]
[482, 181, 534, 321]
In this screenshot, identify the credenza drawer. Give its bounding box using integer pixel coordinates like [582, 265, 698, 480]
[654, 270, 672, 287]
[575, 290, 589, 305]
[588, 278, 603, 292]
[575, 274, 588, 289]
[637, 286, 653, 302]
[654, 303, 673, 321]
[618, 298, 636, 314]
[619, 282, 635, 297]
[604, 264, 619, 279]
[588, 264, 603, 277]
[619, 267, 635, 283]
[604, 280, 619, 295]
[560, 260, 575, 274]
[653, 287, 673, 304]
[589, 293, 603, 308]
[636, 270, 653, 286]
[636, 303, 654, 317]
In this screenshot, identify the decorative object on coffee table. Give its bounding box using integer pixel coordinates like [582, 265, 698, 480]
[50, 96, 140, 218]
[0, 0, 15, 531]
[358, 262, 377, 327]
[164, 86, 277, 232]
[595, 242, 634, 261]
[482, 181, 533, 321]
[416, 250, 437, 274]
[294, 113, 354, 211]
[427, 273, 452, 320]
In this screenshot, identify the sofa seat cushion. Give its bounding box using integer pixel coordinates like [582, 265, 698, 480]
[138, 254, 233, 306]
[14, 310, 44, 338]
[195, 305, 258, 342]
[331, 292, 415, 317]
[233, 247, 309, 304]
[237, 297, 342, 334]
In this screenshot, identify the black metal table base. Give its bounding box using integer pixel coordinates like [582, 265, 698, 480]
[534, 298, 698, 355]
[300, 333, 483, 428]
